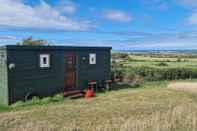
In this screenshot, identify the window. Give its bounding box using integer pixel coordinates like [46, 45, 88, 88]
[40, 54, 50, 68]
[89, 53, 96, 64]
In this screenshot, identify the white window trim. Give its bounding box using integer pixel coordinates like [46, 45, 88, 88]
[40, 54, 50, 68]
[89, 53, 96, 64]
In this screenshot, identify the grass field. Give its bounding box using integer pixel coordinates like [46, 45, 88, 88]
[112, 54, 197, 81]
[128, 54, 197, 62]
[123, 54, 197, 68]
[1, 81, 197, 131]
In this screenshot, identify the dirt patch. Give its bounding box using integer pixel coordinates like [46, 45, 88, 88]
[168, 82, 197, 94]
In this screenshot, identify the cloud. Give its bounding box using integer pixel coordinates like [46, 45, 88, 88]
[178, 0, 197, 25]
[103, 10, 132, 23]
[0, 0, 93, 31]
[0, 35, 17, 44]
[158, 2, 169, 11]
[178, 0, 197, 8]
[61, 5, 77, 14]
[188, 12, 197, 25]
[0, 35, 16, 40]
[55, 1, 78, 14]
[174, 0, 197, 25]
[49, 31, 197, 50]
[103, 31, 153, 38]
[140, 0, 169, 11]
[125, 31, 197, 50]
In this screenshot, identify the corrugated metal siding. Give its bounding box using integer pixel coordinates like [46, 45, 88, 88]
[76, 50, 111, 89]
[7, 49, 65, 104]
[0, 49, 8, 105]
[5, 46, 111, 104]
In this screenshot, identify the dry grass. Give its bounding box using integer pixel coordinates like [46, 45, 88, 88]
[168, 82, 197, 94]
[1, 82, 197, 131]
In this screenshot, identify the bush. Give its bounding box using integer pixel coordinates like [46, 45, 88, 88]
[157, 62, 168, 66]
[12, 101, 25, 107]
[112, 53, 129, 61]
[115, 66, 197, 82]
[41, 97, 52, 104]
[52, 93, 64, 102]
[130, 75, 144, 87]
[13, 97, 41, 107]
[177, 58, 182, 62]
[28, 96, 41, 104]
[120, 69, 144, 87]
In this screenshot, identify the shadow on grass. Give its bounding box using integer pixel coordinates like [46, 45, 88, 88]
[111, 83, 141, 91]
[96, 82, 142, 94]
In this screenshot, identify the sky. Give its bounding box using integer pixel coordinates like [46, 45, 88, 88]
[1, 0, 197, 50]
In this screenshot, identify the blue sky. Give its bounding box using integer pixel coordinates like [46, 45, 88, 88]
[1, 0, 197, 50]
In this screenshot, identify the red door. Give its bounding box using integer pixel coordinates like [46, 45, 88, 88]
[65, 52, 76, 91]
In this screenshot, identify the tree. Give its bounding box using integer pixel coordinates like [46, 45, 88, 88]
[17, 36, 48, 46]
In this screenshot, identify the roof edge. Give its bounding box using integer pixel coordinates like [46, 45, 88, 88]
[3, 45, 112, 50]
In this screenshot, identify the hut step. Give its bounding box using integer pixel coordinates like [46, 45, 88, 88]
[64, 90, 85, 97]
[68, 93, 84, 99]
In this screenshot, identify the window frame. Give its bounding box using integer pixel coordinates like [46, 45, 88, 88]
[89, 53, 96, 65]
[40, 54, 50, 68]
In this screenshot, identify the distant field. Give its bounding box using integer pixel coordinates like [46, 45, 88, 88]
[129, 55, 184, 62]
[1, 81, 197, 131]
[123, 54, 197, 68]
[123, 61, 197, 68]
[111, 53, 197, 81]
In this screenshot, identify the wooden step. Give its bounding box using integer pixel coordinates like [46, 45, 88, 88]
[64, 90, 84, 97]
[68, 93, 84, 99]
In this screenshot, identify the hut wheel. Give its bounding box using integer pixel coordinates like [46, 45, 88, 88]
[25, 92, 39, 101]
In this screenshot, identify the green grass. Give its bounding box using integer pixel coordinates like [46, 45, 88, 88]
[0, 93, 65, 113]
[0, 104, 11, 112]
[2, 81, 197, 131]
[123, 61, 197, 68]
[128, 54, 197, 62]
[122, 54, 197, 69]
[114, 54, 197, 81]
[0, 99, 11, 112]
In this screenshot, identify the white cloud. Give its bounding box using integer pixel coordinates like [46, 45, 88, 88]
[176, 0, 197, 25]
[158, 2, 169, 11]
[188, 12, 197, 25]
[0, 35, 17, 44]
[0, 0, 92, 31]
[140, 0, 170, 11]
[125, 31, 197, 50]
[56, 1, 78, 14]
[61, 5, 77, 14]
[0, 35, 16, 40]
[103, 10, 132, 23]
[179, 0, 197, 7]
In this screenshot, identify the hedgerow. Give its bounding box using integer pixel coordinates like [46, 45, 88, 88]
[112, 66, 197, 82]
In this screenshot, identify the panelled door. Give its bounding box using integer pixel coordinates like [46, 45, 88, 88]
[65, 52, 76, 91]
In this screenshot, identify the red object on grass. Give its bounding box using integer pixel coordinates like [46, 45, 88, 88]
[85, 89, 95, 98]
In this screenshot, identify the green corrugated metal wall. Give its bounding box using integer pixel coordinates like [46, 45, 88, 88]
[2, 46, 111, 104]
[77, 50, 111, 89]
[7, 49, 65, 104]
[0, 48, 8, 105]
